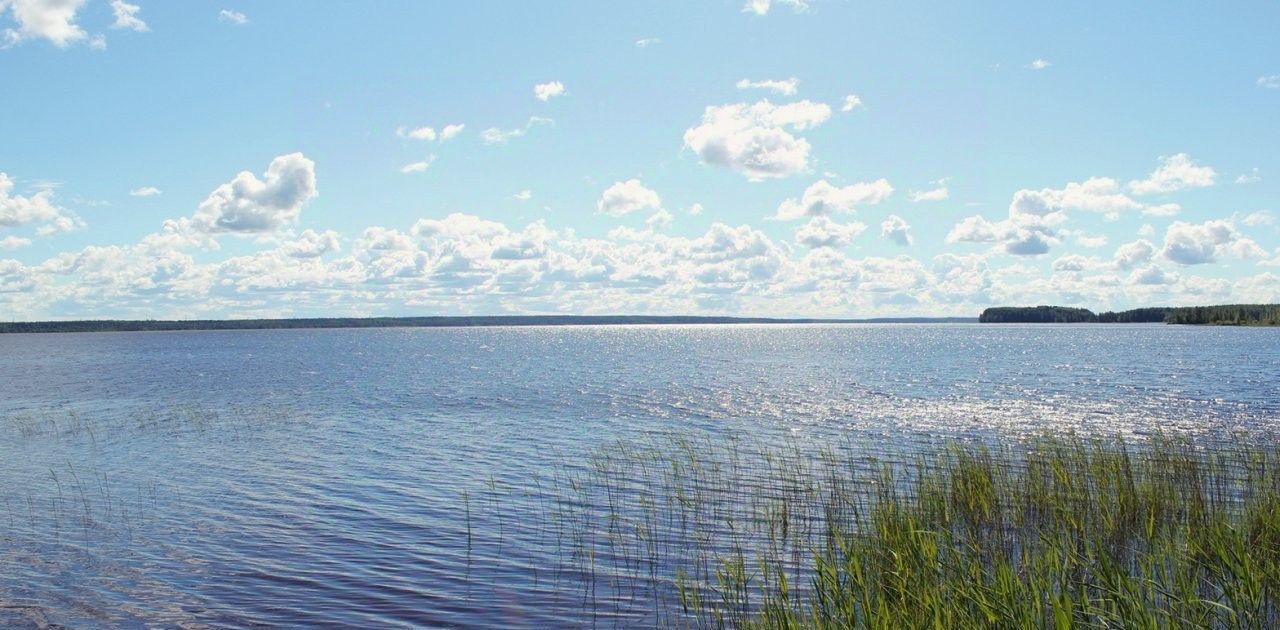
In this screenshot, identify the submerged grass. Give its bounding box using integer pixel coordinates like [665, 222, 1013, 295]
[526, 433, 1280, 628]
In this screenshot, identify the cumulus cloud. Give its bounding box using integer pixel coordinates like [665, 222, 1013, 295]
[597, 179, 661, 217]
[129, 186, 161, 197]
[775, 179, 892, 220]
[191, 153, 317, 234]
[1129, 264, 1175, 285]
[280, 229, 340, 258]
[1027, 58, 1051, 70]
[218, 9, 247, 24]
[1161, 219, 1265, 265]
[880, 214, 912, 246]
[736, 77, 798, 95]
[742, 0, 808, 16]
[511, 189, 532, 201]
[840, 95, 862, 112]
[1258, 75, 1280, 89]
[109, 0, 146, 31]
[795, 216, 865, 248]
[1128, 153, 1216, 195]
[1113, 239, 1156, 270]
[683, 99, 831, 180]
[1010, 177, 1141, 218]
[0, 172, 79, 234]
[1, 0, 92, 48]
[945, 213, 1058, 257]
[635, 37, 660, 47]
[645, 208, 674, 231]
[534, 80, 565, 101]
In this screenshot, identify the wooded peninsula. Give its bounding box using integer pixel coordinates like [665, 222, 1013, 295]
[979, 304, 1280, 325]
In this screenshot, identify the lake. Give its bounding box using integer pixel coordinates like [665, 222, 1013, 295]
[0, 324, 1276, 627]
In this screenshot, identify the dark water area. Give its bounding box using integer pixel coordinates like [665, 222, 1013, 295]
[0, 324, 1276, 627]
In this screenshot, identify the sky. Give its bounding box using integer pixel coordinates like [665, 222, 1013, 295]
[1, 0, 1279, 320]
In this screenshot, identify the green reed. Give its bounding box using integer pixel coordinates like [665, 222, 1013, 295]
[526, 432, 1280, 628]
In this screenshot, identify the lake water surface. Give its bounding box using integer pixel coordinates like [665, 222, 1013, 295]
[0, 324, 1276, 627]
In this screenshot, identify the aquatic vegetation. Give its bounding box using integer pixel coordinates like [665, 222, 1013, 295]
[526, 433, 1280, 627]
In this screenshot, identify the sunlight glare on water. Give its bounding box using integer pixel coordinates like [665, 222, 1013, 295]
[0, 324, 1276, 626]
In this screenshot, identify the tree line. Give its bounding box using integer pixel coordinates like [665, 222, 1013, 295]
[980, 304, 1280, 325]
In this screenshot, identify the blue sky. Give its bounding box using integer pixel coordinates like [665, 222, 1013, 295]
[1, 0, 1278, 319]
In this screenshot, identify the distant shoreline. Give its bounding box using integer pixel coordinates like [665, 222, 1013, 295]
[979, 304, 1280, 326]
[0, 315, 978, 335]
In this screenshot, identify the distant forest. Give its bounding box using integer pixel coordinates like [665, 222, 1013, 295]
[980, 304, 1280, 325]
[0, 315, 976, 335]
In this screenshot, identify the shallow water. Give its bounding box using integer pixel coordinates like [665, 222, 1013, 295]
[0, 323, 1276, 627]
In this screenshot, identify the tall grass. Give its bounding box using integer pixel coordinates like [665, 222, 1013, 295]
[530, 433, 1280, 628]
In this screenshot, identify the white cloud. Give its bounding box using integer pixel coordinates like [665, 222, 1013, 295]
[1142, 203, 1180, 217]
[1075, 233, 1108, 248]
[597, 179, 661, 217]
[481, 117, 552, 144]
[397, 126, 437, 141]
[686, 202, 704, 216]
[440, 123, 465, 141]
[1052, 254, 1106, 273]
[534, 80, 565, 101]
[840, 94, 862, 112]
[645, 208, 674, 231]
[945, 215, 998, 244]
[397, 124, 464, 143]
[192, 152, 317, 234]
[0, 172, 79, 234]
[280, 229, 340, 258]
[109, 0, 146, 32]
[1236, 168, 1261, 184]
[1129, 265, 1175, 286]
[683, 99, 832, 180]
[908, 184, 948, 202]
[796, 216, 865, 248]
[129, 186, 161, 197]
[1242, 210, 1274, 227]
[775, 179, 893, 220]
[218, 9, 247, 25]
[1010, 177, 1141, 218]
[512, 189, 532, 201]
[359, 226, 414, 252]
[400, 156, 435, 174]
[1138, 224, 1156, 237]
[2, 0, 87, 47]
[1258, 75, 1280, 89]
[945, 212, 1059, 257]
[1027, 58, 1051, 70]
[1113, 239, 1156, 270]
[1128, 153, 1216, 195]
[0, 235, 31, 249]
[1161, 219, 1265, 265]
[880, 214, 913, 246]
[635, 37, 660, 48]
[742, 0, 808, 16]
[736, 77, 798, 95]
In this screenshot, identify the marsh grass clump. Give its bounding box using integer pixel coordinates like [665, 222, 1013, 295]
[531, 432, 1280, 628]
